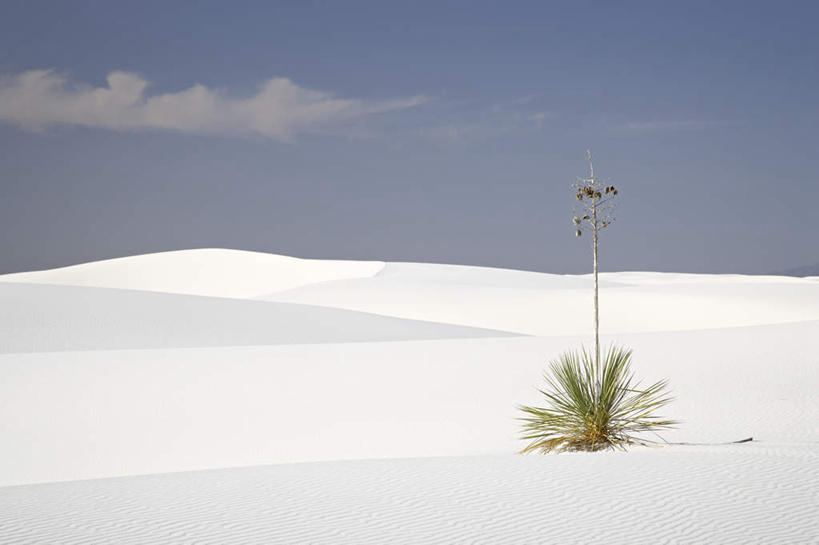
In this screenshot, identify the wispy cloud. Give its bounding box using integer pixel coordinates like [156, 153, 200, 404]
[529, 111, 550, 128]
[0, 70, 427, 140]
[412, 96, 552, 145]
[623, 120, 718, 132]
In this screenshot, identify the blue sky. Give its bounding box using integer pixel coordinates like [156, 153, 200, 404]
[1, 0, 817, 273]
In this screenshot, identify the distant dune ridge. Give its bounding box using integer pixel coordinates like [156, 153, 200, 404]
[771, 261, 819, 277]
[1, 248, 817, 544]
[3, 248, 818, 337]
[0, 248, 385, 298]
[260, 263, 819, 335]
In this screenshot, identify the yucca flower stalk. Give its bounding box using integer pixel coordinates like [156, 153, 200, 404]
[519, 345, 677, 453]
[572, 150, 617, 369]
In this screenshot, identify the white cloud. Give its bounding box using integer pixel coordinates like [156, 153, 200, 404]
[0, 70, 427, 140]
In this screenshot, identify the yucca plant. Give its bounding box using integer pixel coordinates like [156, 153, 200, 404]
[519, 345, 677, 453]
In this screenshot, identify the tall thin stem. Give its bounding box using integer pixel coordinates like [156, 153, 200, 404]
[592, 193, 599, 371]
[587, 151, 600, 372]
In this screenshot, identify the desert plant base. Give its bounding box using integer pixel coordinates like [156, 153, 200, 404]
[519, 345, 677, 454]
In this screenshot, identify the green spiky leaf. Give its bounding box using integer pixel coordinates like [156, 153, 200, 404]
[519, 345, 677, 453]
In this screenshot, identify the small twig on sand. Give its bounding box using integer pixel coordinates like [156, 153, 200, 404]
[664, 437, 754, 446]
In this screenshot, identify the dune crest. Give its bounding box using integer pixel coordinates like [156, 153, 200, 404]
[0, 248, 385, 299]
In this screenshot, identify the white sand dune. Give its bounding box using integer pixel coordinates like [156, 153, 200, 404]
[259, 262, 819, 335]
[2, 447, 816, 545]
[7, 250, 818, 336]
[1, 321, 816, 487]
[1, 249, 818, 543]
[0, 282, 510, 353]
[0, 248, 384, 298]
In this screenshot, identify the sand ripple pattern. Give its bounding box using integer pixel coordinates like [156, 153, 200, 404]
[1, 446, 817, 545]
